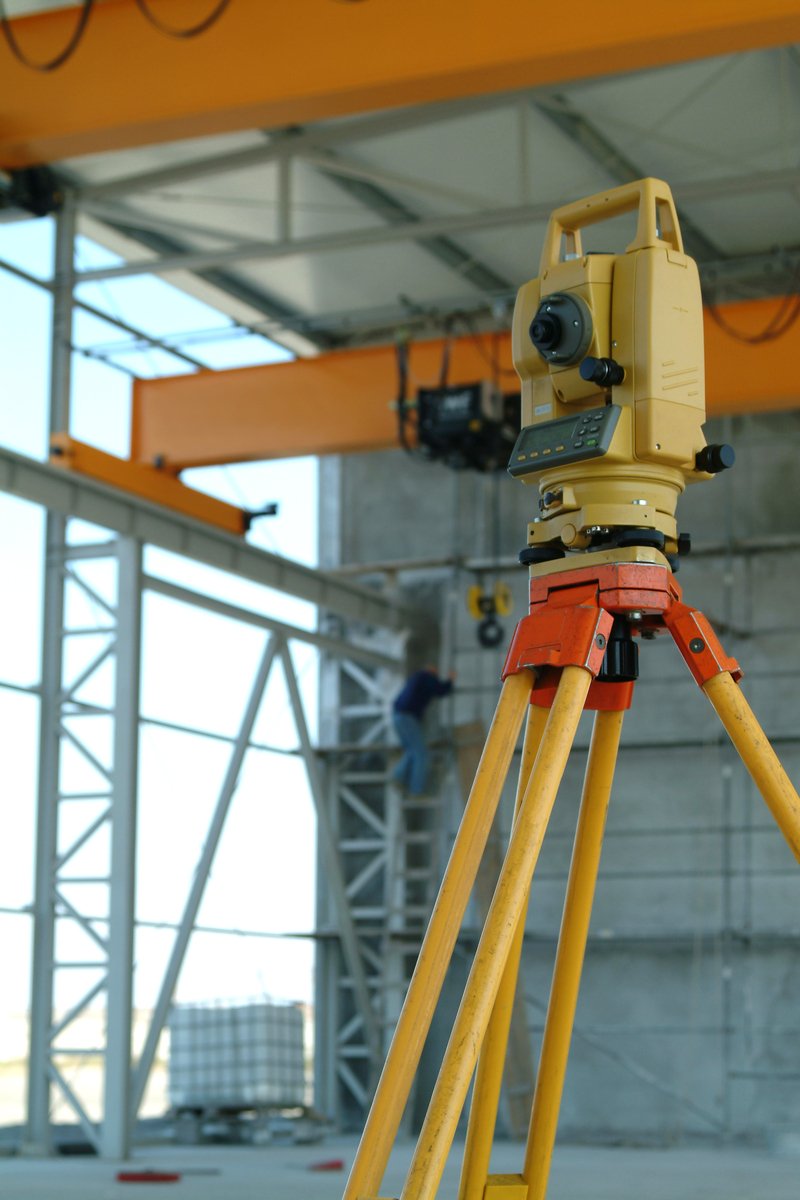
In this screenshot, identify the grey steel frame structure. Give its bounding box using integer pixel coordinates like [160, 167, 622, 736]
[315, 642, 403, 1127]
[313, 461, 451, 1130]
[3, 200, 412, 1158]
[314, 654, 449, 1130]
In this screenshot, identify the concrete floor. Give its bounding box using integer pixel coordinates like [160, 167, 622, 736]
[1, 1137, 799, 1199]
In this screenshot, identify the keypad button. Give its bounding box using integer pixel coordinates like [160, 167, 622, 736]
[573, 439, 584, 448]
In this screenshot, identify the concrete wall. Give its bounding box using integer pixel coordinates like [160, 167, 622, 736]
[320, 409, 800, 1144]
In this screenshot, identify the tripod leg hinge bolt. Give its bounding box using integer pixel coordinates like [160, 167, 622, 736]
[689, 638, 706, 653]
[595, 634, 607, 648]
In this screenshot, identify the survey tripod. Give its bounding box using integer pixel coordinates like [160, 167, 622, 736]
[342, 179, 800, 1200]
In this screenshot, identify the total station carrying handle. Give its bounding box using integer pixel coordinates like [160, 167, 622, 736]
[539, 177, 683, 272]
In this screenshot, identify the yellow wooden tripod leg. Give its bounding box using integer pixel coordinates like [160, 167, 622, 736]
[342, 669, 533, 1200]
[703, 671, 800, 863]
[522, 707, 624, 1200]
[401, 665, 592, 1200]
[457, 704, 549, 1200]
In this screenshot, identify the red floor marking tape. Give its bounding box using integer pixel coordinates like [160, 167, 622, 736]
[116, 1170, 181, 1183]
[308, 1158, 345, 1172]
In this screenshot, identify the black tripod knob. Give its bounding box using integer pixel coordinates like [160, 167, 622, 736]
[598, 617, 639, 684]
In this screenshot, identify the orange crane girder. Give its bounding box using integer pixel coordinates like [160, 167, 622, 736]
[3, 0, 800, 167]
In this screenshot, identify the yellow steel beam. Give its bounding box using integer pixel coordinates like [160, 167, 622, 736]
[130, 298, 800, 470]
[3, 1, 800, 167]
[50, 434, 248, 535]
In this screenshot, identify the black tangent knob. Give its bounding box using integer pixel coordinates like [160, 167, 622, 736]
[695, 444, 735, 474]
[579, 356, 625, 387]
[530, 314, 562, 351]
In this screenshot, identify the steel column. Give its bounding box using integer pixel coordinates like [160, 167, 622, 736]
[24, 192, 76, 1155]
[102, 537, 143, 1159]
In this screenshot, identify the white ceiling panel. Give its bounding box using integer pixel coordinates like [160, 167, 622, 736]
[568, 49, 800, 183]
[682, 190, 800, 257]
[65, 129, 266, 188]
[232, 241, 484, 315]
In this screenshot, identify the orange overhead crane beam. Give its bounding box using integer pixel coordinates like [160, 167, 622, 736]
[3, 0, 800, 167]
[50, 433, 249, 533]
[131, 335, 511, 468]
[130, 298, 800, 471]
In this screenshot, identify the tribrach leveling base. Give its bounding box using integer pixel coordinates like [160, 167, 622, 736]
[342, 180, 800, 1200]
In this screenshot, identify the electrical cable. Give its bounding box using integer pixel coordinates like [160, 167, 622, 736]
[707, 291, 800, 344]
[0, 0, 93, 72]
[133, 0, 231, 39]
[453, 312, 518, 379]
[395, 339, 412, 453]
[395, 338, 423, 457]
[438, 320, 452, 388]
[0, 0, 227, 72]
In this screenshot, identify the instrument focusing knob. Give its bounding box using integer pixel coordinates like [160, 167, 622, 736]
[695, 444, 735, 474]
[579, 356, 625, 387]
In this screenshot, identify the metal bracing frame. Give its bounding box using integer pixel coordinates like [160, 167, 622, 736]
[307, 145, 513, 300]
[25, 530, 143, 1158]
[21, 203, 148, 1153]
[124, 628, 383, 1122]
[17, 520, 407, 1156]
[0, 444, 412, 634]
[313, 631, 450, 1130]
[70, 162, 800, 286]
[78, 93, 528, 201]
[315, 641, 403, 1128]
[3, 199, 413, 1157]
[78, 212, 339, 356]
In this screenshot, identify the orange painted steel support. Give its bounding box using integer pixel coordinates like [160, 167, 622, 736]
[50, 435, 247, 535]
[130, 299, 800, 471]
[130, 335, 516, 469]
[502, 557, 743, 706]
[3, 1, 800, 168]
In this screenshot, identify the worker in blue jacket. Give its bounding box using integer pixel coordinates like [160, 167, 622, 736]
[392, 665, 455, 795]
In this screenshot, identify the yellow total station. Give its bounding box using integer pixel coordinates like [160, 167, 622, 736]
[510, 177, 734, 558]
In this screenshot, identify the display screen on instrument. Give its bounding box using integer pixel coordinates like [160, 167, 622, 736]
[507, 404, 621, 477]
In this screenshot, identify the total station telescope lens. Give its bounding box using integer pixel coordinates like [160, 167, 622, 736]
[530, 315, 561, 351]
